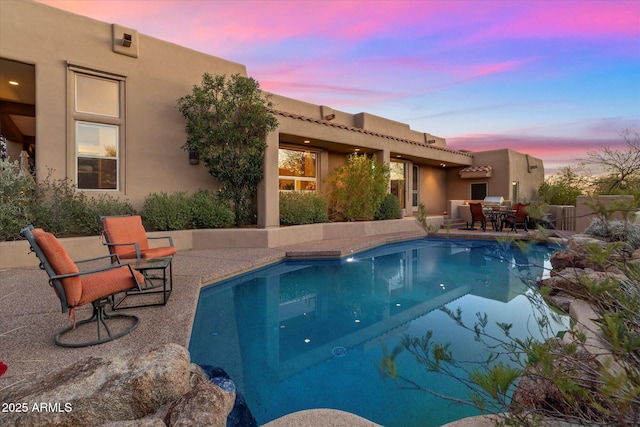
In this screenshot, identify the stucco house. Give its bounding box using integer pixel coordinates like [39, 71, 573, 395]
[0, 0, 544, 229]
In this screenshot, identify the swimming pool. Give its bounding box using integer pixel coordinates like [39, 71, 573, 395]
[189, 238, 566, 426]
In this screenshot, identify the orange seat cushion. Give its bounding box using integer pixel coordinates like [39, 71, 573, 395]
[79, 266, 143, 306]
[139, 246, 177, 259]
[32, 229, 82, 307]
[102, 216, 150, 258]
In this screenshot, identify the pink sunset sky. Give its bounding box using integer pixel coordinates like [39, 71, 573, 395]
[38, 0, 640, 174]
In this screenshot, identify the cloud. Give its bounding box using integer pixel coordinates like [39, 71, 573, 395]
[446, 132, 629, 174]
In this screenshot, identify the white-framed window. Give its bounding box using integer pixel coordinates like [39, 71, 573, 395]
[71, 68, 124, 190]
[76, 122, 118, 190]
[278, 148, 318, 191]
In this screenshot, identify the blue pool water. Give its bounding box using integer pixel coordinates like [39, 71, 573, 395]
[189, 238, 566, 426]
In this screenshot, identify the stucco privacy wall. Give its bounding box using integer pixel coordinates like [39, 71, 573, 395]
[0, 0, 245, 207]
[575, 195, 635, 233]
[0, 219, 426, 269]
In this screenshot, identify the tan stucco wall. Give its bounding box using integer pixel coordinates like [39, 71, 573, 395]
[446, 149, 544, 205]
[419, 166, 448, 215]
[1, 0, 246, 210]
[508, 150, 544, 202]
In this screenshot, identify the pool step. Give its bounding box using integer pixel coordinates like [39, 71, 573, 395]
[443, 218, 467, 230]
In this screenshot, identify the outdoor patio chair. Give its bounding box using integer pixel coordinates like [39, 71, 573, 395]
[501, 203, 528, 233]
[99, 214, 176, 261]
[468, 202, 493, 232]
[99, 215, 176, 308]
[20, 225, 144, 347]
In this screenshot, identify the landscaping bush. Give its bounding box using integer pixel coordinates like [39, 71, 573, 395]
[375, 193, 402, 220]
[30, 173, 134, 236]
[279, 192, 329, 225]
[141, 192, 192, 231]
[0, 161, 135, 240]
[585, 218, 640, 250]
[310, 192, 329, 223]
[189, 189, 234, 229]
[85, 194, 136, 233]
[327, 154, 389, 221]
[35, 178, 85, 235]
[0, 159, 35, 240]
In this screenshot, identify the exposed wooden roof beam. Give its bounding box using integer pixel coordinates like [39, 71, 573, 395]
[0, 100, 35, 117]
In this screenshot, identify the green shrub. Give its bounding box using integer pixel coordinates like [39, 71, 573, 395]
[279, 192, 329, 225]
[309, 192, 329, 223]
[375, 193, 402, 220]
[86, 194, 135, 233]
[327, 154, 389, 221]
[142, 192, 192, 231]
[28, 173, 82, 236]
[0, 163, 135, 239]
[0, 159, 35, 240]
[585, 218, 640, 249]
[30, 172, 135, 236]
[189, 189, 234, 228]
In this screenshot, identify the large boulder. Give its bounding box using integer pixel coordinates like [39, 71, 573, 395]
[164, 381, 235, 427]
[0, 343, 191, 426]
[200, 365, 257, 427]
[551, 234, 632, 272]
[541, 267, 627, 302]
[515, 234, 636, 424]
[510, 339, 602, 419]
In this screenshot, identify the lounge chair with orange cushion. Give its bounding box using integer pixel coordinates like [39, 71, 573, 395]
[99, 214, 176, 261]
[99, 214, 176, 308]
[21, 224, 143, 347]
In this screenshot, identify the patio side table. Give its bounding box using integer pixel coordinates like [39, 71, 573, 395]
[112, 256, 173, 310]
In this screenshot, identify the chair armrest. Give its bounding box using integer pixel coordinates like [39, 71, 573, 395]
[103, 241, 142, 258]
[147, 235, 175, 247]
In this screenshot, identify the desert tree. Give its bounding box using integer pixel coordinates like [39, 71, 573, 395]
[582, 129, 640, 195]
[178, 73, 278, 226]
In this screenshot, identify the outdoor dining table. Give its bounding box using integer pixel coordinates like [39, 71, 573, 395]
[483, 208, 516, 231]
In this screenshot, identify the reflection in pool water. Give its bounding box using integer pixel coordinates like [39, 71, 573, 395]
[189, 238, 567, 427]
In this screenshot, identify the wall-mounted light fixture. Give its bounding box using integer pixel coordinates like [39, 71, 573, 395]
[427, 139, 436, 144]
[324, 113, 336, 121]
[112, 25, 139, 57]
[189, 149, 199, 165]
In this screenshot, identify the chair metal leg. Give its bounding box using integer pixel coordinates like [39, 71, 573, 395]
[54, 297, 139, 348]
